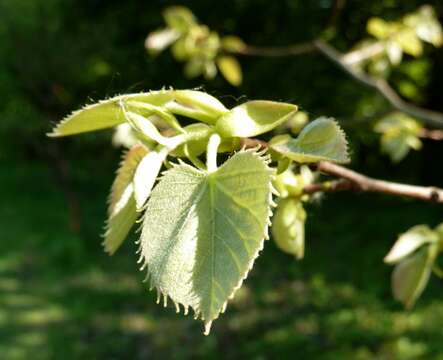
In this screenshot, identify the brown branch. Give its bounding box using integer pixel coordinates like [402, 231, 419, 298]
[419, 128, 443, 141]
[233, 39, 443, 129]
[240, 138, 443, 203]
[233, 42, 316, 57]
[312, 161, 443, 203]
[312, 40, 443, 129]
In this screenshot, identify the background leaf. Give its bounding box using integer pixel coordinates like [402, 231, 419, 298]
[216, 56, 242, 86]
[392, 244, 438, 309]
[384, 225, 438, 264]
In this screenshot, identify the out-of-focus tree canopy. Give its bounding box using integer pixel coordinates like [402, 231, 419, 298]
[2, 0, 443, 174]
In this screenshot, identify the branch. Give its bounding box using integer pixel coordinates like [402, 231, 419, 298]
[233, 39, 443, 128]
[240, 138, 443, 203]
[310, 161, 443, 203]
[419, 128, 443, 141]
[312, 40, 443, 129]
[233, 42, 316, 57]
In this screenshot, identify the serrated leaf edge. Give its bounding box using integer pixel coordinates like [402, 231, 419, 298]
[135, 148, 275, 334]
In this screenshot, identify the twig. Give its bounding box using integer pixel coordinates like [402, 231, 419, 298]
[240, 138, 443, 203]
[234, 42, 316, 57]
[419, 128, 443, 141]
[312, 40, 443, 129]
[233, 39, 443, 128]
[312, 161, 443, 203]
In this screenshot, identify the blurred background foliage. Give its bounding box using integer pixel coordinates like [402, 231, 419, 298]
[1, 0, 443, 358]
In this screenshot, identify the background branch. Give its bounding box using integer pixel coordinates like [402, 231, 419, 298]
[233, 39, 443, 129]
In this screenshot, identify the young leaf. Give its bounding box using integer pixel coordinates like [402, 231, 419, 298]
[270, 117, 349, 164]
[165, 90, 229, 124]
[221, 36, 246, 52]
[216, 56, 242, 86]
[215, 101, 298, 137]
[163, 6, 196, 32]
[48, 92, 174, 137]
[170, 123, 214, 158]
[145, 28, 180, 55]
[133, 148, 169, 210]
[384, 225, 438, 264]
[139, 150, 273, 334]
[271, 198, 306, 259]
[391, 244, 438, 309]
[124, 111, 172, 147]
[105, 145, 148, 254]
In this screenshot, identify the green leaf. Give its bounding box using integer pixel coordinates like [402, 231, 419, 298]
[375, 113, 423, 163]
[124, 111, 172, 147]
[216, 56, 242, 86]
[163, 6, 196, 32]
[215, 101, 298, 137]
[139, 150, 273, 334]
[49, 90, 228, 137]
[367, 17, 395, 39]
[271, 198, 306, 259]
[384, 225, 438, 264]
[435, 223, 443, 239]
[391, 244, 438, 309]
[133, 148, 169, 210]
[271, 117, 349, 164]
[395, 29, 423, 57]
[165, 90, 228, 124]
[170, 123, 214, 158]
[48, 91, 173, 137]
[221, 36, 246, 52]
[104, 145, 148, 254]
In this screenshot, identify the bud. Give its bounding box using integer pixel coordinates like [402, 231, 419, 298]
[272, 198, 306, 259]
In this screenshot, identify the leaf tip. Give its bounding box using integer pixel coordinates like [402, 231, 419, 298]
[203, 321, 213, 335]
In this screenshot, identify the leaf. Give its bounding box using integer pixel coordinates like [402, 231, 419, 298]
[139, 150, 273, 334]
[271, 198, 306, 259]
[375, 113, 423, 163]
[435, 223, 443, 239]
[367, 17, 394, 39]
[170, 123, 214, 158]
[392, 244, 437, 309]
[271, 117, 349, 164]
[221, 36, 246, 52]
[395, 29, 423, 57]
[145, 28, 180, 55]
[163, 6, 196, 32]
[124, 111, 172, 147]
[48, 91, 173, 137]
[133, 148, 169, 210]
[49, 90, 228, 137]
[215, 101, 298, 137]
[384, 225, 438, 264]
[104, 145, 148, 254]
[165, 90, 228, 124]
[216, 56, 242, 86]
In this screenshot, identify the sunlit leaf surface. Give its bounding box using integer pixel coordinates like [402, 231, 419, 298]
[139, 150, 273, 334]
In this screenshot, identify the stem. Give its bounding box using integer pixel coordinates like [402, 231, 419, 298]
[312, 161, 443, 203]
[241, 138, 443, 203]
[207, 133, 221, 173]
